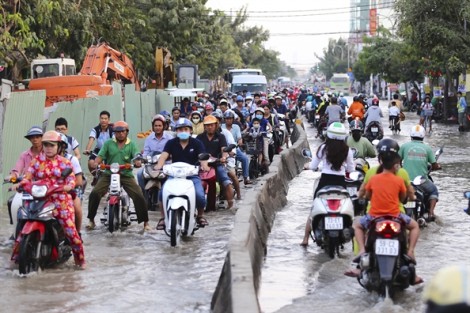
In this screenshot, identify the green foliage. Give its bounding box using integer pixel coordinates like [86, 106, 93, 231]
[314, 38, 350, 80]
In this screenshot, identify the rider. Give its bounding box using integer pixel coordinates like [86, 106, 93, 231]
[86, 121, 150, 231]
[154, 118, 209, 229]
[300, 122, 355, 246]
[388, 100, 401, 132]
[348, 96, 365, 122]
[197, 115, 235, 210]
[83, 110, 113, 174]
[324, 97, 345, 126]
[169, 106, 183, 130]
[12, 130, 85, 269]
[190, 110, 205, 135]
[420, 95, 434, 131]
[54, 117, 81, 159]
[136, 114, 173, 199]
[364, 98, 384, 138]
[59, 133, 85, 234]
[399, 125, 441, 221]
[222, 110, 252, 185]
[346, 139, 421, 282]
[346, 119, 376, 159]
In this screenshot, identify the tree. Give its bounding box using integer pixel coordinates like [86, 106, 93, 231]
[315, 38, 350, 80]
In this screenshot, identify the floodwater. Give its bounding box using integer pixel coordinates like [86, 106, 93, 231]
[259, 99, 470, 313]
[0, 175, 249, 312]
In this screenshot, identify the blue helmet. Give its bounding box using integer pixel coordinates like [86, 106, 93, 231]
[236, 95, 244, 102]
[174, 118, 193, 130]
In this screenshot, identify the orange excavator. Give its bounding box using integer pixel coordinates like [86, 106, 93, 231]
[28, 40, 140, 106]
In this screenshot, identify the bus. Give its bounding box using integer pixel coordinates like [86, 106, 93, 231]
[329, 73, 351, 96]
[225, 68, 263, 84]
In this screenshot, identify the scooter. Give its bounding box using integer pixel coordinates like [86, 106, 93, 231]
[13, 168, 74, 275]
[404, 146, 443, 227]
[365, 121, 383, 142]
[98, 161, 138, 233]
[302, 149, 355, 258]
[357, 216, 416, 299]
[161, 158, 206, 247]
[464, 191, 470, 214]
[345, 157, 369, 216]
[142, 151, 165, 211]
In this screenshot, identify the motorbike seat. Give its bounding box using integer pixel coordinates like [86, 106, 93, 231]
[316, 185, 350, 197]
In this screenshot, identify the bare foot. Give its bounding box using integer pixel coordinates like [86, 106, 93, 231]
[344, 268, 360, 277]
[300, 240, 308, 247]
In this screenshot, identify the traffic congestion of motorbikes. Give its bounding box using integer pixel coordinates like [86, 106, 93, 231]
[3, 87, 470, 312]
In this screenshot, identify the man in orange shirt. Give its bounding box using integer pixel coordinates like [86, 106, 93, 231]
[347, 96, 366, 122]
[353, 151, 420, 261]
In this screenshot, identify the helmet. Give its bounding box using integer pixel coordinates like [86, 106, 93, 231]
[353, 96, 358, 102]
[114, 121, 129, 132]
[236, 95, 244, 102]
[211, 111, 223, 120]
[372, 98, 380, 106]
[25, 126, 43, 139]
[224, 111, 236, 119]
[327, 122, 348, 140]
[203, 115, 218, 125]
[152, 114, 166, 125]
[423, 265, 470, 313]
[219, 98, 228, 105]
[190, 111, 202, 118]
[376, 138, 400, 155]
[339, 92, 344, 97]
[205, 103, 214, 110]
[349, 119, 363, 131]
[254, 107, 264, 114]
[245, 95, 253, 100]
[159, 110, 170, 118]
[174, 118, 193, 130]
[42, 130, 62, 144]
[59, 133, 68, 148]
[410, 124, 425, 139]
[172, 106, 181, 113]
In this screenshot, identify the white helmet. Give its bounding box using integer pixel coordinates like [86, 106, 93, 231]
[327, 122, 348, 140]
[339, 92, 344, 97]
[410, 124, 425, 139]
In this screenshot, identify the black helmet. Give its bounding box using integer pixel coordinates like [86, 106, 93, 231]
[376, 138, 400, 155]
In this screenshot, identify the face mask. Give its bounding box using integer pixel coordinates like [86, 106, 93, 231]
[352, 132, 362, 141]
[253, 124, 260, 129]
[191, 117, 200, 124]
[255, 114, 263, 119]
[177, 132, 191, 140]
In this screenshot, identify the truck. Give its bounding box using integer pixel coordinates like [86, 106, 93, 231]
[225, 68, 263, 84]
[27, 40, 140, 106]
[230, 74, 267, 94]
[329, 73, 351, 96]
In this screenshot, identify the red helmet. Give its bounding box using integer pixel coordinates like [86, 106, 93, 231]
[152, 114, 166, 125]
[114, 121, 129, 131]
[42, 130, 62, 143]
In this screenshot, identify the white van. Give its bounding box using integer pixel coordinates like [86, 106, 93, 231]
[230, 74, 267, 93]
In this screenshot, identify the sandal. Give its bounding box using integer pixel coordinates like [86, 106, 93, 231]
[196, 216, 209, 227]
[156, 218, 165, 230]
[85, 221, 95, 230]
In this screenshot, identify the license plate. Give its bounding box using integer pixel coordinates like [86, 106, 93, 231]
[324, 217, 343, 230]
[371, 127, 378, 132]
[375, 239, 399, 256]
[404, 201, 415, 209]
[22, 194, 34, 200]
[347, 187, 357, 197]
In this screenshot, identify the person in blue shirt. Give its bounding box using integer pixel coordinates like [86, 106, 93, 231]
[457, 91, 468, 131]
[274, 95, 288, 114]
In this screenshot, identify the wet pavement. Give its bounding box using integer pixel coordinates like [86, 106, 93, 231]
[258, 99, 470, 313]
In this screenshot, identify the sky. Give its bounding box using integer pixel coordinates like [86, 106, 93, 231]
[205, 0, 352, 74]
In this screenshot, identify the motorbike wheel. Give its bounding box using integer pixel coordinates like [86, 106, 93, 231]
[170, 210, 181, 247]
[268, 144, 274, 163]
[249, 158, 259, 179]
[147, 188, 159, 211]
[326, 237, 337, 259]
[108, 204, 120, 233]
[18, 232, 41, 275]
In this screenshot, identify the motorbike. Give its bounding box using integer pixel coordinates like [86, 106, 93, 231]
[464, 191, 470, 215]
[273, 114, 287, 154]
[365, 121, 383, 142]
[357, 216, 416, 298]
[404, 146, 443, 227]
[345, 156, 370, 216]
[13, 168, 74, 275]
[161, 156, 209, 247]
[244, 133, 268, 179]
[316, 115, 328, 141]
[142, 151, 165, 211]
[98, 161, 138, 233]
[389, 116, 401, 134]
[302, 149, 355, 258]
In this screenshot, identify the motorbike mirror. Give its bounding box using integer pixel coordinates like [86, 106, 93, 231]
[150, 151, 162, 156]
[223, 144, 237, 152]
[61, 168, 73, 178]
[464, 191, 470, 199]
[435, 147, 443, 157]
[198, 153, 210, 161]
[349, 171, 363, 181]
[412, 176, 425, 186]
[371, 139, 380, 146]
[301, 148, 312, 159]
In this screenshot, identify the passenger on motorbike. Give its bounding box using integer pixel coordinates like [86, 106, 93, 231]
[58, 133, 84, 234]
[86, 121, 150, 231]
[83, 110, 113, 174]
[222, 110, 252, 185]
[169, 106, 183, 130]
[197, 115, 235, 210]
[12, 131, 85, 269]
[136, 114, 173, 197]
[154, 119, 209, 229]
[55, 117, 81, 159]
[348, 96, 366, 122]
[338, 93, 348, 111]
[190, 111, 205, 135]
[346, 139, 421, 282]
[300, 122, 355, 246]
[399, 125, 441, 221]
[346, 119, 376, 159]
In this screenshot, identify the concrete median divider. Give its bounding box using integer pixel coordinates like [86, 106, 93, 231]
[211, 122, 309, 313]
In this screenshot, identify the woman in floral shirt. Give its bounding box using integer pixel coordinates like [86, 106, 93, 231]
[13, 131, 85, 269]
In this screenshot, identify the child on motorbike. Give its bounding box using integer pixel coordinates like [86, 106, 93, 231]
[345, 143, 421, 283]
[300, 122, 355, 246]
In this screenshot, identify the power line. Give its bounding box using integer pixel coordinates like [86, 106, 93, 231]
[269, 30, 372, 37]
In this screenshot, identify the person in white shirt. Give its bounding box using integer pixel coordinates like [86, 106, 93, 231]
[388, 100, 401, 132]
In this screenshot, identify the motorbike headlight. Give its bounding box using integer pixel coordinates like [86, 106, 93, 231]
[110, 163, 120, 173]
[31, 185, 48, 198]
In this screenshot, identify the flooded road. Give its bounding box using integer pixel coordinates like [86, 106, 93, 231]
[0, 181, 243, 312]
[259, 100, 470, 313]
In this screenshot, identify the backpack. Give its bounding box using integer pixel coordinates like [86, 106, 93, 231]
[93, 124, 114, 139]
